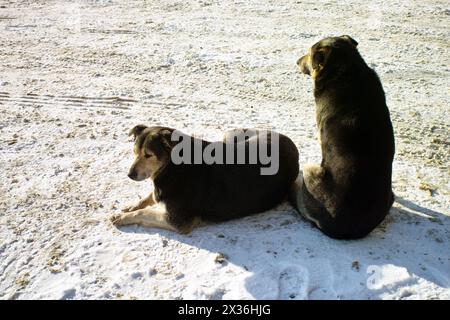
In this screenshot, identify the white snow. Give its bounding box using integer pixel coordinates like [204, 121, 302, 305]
[0, 0, 449, 300]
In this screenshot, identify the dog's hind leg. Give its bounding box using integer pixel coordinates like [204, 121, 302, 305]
[291, 164, 339, 226]
[111, 205, 177, 232]
[289, 171, 324, 228]
[303, 163, 339, 217]
[122, 192, 155, 212]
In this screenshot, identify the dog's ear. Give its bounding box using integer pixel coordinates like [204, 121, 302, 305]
[128, 124, 148, 141]
[142, 129, 175, 158]
[340, 35, 358, 47]
[158, 129, 174, 151]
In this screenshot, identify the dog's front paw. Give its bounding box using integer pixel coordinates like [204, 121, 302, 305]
[122, 205, 137, 213]
[110, 213, 124, 226]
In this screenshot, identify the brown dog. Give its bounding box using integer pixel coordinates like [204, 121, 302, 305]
[290, 35, 395, 239]
[111, 126, 299, 234]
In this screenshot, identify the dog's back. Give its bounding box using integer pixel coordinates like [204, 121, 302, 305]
[204, 131, 299, 221]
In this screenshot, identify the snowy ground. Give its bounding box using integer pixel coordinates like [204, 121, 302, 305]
[0, 0, 449, 300]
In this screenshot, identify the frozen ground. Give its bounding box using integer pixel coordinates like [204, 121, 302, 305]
[0, 0, 449, 299]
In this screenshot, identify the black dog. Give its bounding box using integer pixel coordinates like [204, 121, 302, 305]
[291, 35, 395, 239]
[112, 126, 299, 233]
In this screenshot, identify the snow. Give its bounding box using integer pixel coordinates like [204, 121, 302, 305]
[0, 0, 449, 300]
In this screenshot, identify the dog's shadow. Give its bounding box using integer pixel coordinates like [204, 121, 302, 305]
[119, 197, 450, 299]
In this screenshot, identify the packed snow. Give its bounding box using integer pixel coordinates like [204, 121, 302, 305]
[0, 0, 449, 299]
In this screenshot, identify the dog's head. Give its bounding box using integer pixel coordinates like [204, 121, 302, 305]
[297, 35, 359, 80]
[127, 125, 175, 181]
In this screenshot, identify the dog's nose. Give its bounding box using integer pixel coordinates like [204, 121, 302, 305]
[128, 171, 137, 180]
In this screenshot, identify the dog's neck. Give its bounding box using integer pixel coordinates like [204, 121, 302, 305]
[150, 162, 167, 181]
[151, 159, 185, 203]
[314, 66, 350, 97]
[151, 164, 169, 203]
[313, 52, 368, 97]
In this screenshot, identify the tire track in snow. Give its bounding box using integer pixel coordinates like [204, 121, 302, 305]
[0, 92, 187, 111]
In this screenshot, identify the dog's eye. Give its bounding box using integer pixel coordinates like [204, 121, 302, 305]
[145, 154, 153, 159]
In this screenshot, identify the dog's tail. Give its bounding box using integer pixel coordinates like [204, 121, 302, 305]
[288, 171, 308, 217]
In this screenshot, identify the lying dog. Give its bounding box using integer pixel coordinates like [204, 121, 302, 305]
[290, 35, 395, 239]
[111, 125, 299, 233]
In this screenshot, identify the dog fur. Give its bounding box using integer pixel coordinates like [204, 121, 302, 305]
[111, 126, 299, 234]
[290, 35, 395, 239]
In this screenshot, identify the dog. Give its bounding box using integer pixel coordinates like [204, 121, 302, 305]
[111, 125, 299, 234]
[290, 35, 395, 239]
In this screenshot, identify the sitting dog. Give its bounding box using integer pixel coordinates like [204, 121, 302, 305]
[111, 125, 299, 233]
[290, 35, 395, 239]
